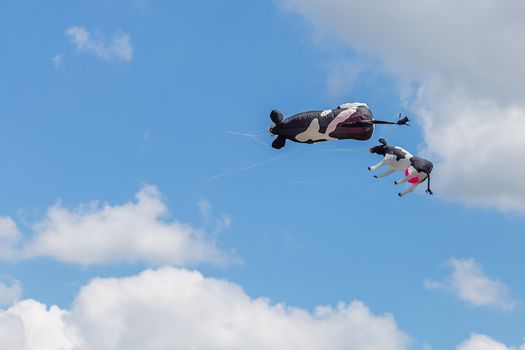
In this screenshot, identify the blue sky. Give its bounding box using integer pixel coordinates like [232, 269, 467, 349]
[1, 1, 525, 349]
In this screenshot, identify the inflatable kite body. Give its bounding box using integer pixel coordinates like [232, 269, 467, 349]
[368, 138, 434, 196]
[268, 103, 408, 149]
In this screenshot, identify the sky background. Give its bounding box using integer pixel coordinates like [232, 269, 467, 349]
[1, 1, 525, 349]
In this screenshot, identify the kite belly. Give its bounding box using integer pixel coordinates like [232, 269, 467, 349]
[276, 110, 336, 144]
[327, 113, 374, 141]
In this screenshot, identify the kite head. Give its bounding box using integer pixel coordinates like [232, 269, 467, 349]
[268, 110, 284, 136]
[268, 124, 279, 135]
[369, 138, 389, 155]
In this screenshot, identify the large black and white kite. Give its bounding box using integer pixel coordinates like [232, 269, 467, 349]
[268, 102, 409, 149]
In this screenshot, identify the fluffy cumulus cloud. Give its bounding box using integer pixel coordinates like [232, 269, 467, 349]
[457, 334, 525, 350]
[0, 300, 80, 350]
[0, 267, 409, 350]
[66, 26, 133, 62]
[279, 0, 525, 212]
[1, 186, 231, 266]
[0, 280, 22, 306]
[0, 217, 21, 260]
[424, 258, 517, 311]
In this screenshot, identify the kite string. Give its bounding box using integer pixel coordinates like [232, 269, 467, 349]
[225, 130, 270, 147]
[203, 148, 308, 184]
[289, 177, 380, 196]
[226, 130, 268, 137]
[202, 130, 371, 186]
[312, 147, 370, 155]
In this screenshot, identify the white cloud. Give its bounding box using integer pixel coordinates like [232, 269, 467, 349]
[1, 186, 232, 266]
[422, 279, 443, 290]
[196, 197, 232, 236]
[65, 26, 133, 62]
[0, 300, 81, 350]
[412, 86, 525, 212]
[197, 197, 213, 221]
[51, 54, 62, 67]
[0, 311, 24, 349]
[457, 334, 525, 350]
[0, 267, 409, 350]
[325, 59, 366, 98]
[0, 217, 21, 261]
[0, 280, 22, 306]
[279, 0, 525, 213]
[425, 258, 517, 311]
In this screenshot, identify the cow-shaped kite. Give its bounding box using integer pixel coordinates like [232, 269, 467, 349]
[268, 102, 409, 149]
[368, 138, 434, 197]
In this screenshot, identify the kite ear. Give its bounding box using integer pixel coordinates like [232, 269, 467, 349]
[270, 110, 284, 124]
[378, 138, 388, 146]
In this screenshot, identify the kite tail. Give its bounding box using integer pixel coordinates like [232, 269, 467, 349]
[425, 174, 433, 195]
[343, 114, 410, 128]
[372, 114, 410, 126]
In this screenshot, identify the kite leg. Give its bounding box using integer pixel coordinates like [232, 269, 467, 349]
[398, 184, 418, 197]
[272, 136, 287, 149]
[374, 168, 395, 178]
[368, 159, 387, 171]
[394, 173, 418, 184]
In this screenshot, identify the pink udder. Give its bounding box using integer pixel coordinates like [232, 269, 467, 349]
[405, 169, 419, 184]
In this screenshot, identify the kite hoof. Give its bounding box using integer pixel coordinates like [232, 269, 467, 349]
[367, 166, 371, 171]
[271, 136, 286, 149]
[373, 175, 378, 178]
[398, 192, 403, 197]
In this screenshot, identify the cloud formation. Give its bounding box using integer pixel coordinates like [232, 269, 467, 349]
[0, 300, 79, 350]
[457, 333, 525, 350]
[424, 258, 517, 311]
[0, 267, 409, 350]
[0, 280, 22, 306]
[280, 0, 525, 213]
[52, 54, 63, 67]
[0, 217, 21, 261]
[0, 186, 232, 266]
[66, 26, 133, 62]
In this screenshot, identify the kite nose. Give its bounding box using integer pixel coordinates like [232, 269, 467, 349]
[369, 148, 374, 153]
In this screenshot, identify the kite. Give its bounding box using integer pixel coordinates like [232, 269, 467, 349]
[268, 102, 409, 149]
[368, 138, 434, 196]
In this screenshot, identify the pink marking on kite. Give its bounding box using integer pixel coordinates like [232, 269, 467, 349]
[405, 168, 419, 184]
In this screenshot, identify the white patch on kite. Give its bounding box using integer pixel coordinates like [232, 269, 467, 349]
[338, 102, 368, 110]
[320, 109, 332, 117]
[295, 119, 332, 142]
[295, 103, 368, 143]
[325, 108, 354, 135]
